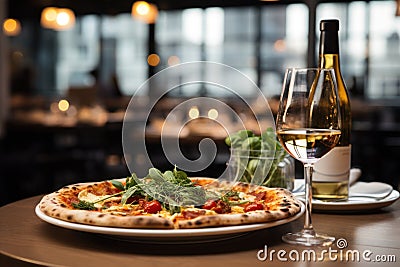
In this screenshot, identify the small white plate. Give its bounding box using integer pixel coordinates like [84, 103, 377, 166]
[35, 203, 304, 244]
[294, 180, 399, 212]
[310, 190, 399, 212]
[350, 181, 393, 198]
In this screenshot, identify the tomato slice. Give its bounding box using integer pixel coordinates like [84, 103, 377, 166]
[244, 202, 264, 212]
[202, 200, 217, 210]
[144, 200, 162, 213]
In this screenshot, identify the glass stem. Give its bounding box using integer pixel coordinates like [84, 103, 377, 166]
[303, 163, 315, 235]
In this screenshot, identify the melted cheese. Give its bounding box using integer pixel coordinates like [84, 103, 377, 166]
[231, 206, 244, 213]
[105, 204, 133, 211]
[239, 192, 256, 202]
[78, 189, 121, 208]
[158, 210, 173, 218]
[182, 207, 217, 215]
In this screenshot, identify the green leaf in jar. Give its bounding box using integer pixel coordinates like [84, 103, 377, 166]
[226, 128, 290, 188]
[247, 158, 259, 174]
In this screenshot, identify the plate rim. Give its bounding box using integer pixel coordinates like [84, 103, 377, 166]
[296, 190, 399, 211]
[312, 190, 399, 211]
[35, 202, 305, 238]
[293, 179, 399, 211]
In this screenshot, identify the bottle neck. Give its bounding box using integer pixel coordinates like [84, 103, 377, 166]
[319, 54, 340, 70]
[319, 30, 339, 54]
[319, 30, 341, 71]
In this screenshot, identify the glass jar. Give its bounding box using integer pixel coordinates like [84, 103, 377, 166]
[228, 149, 294, 190]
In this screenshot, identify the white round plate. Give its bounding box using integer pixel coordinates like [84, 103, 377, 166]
[310, 190, 399, 212]
[35, 203, 304, 243]
[293, 179, 399, 212]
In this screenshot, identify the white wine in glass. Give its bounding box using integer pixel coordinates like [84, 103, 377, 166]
[276, 68, 342, 246]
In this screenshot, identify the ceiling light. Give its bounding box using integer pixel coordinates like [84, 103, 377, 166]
[131, 1, 158, 24]
[3, 18, 21, 36]
[41, 7, 75, 30]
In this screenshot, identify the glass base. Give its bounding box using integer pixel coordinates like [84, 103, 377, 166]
[282, 229, 335, 246]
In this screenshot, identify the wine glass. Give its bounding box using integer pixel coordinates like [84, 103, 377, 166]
[276, 68, 341, 246]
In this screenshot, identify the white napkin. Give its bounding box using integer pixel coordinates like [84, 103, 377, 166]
[350, 182, 393, 198]
[349, 168, 362, 185]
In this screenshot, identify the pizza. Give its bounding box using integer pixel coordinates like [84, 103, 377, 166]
[38, 167, 301, 229]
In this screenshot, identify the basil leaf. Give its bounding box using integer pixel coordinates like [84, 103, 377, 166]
[111, 180, 125, 191]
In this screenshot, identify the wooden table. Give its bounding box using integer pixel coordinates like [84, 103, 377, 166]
[1, 195, 399, 267]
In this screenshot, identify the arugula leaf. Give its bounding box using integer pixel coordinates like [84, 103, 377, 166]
[125, 174, 140, 189]
[165, 204, 181, 215]
[72, 190, 126, 210]
[72, 167, 209, 214]
[220, 190, 239, 203]
[72, 200, 96, 210]
[162, 170, 175, 183]
[121, 186, 140, 205]
[173, 166, 192, 186]
[140, 167, 206, 208]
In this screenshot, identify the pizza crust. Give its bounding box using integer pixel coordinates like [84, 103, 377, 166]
[176, 187, 301, 229]
[39, 185, 175, 229]
[177, 210, 283, 229]
[38, 178, 301, 229]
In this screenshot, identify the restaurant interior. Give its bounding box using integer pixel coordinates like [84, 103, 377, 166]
[0, 0, 399, 206]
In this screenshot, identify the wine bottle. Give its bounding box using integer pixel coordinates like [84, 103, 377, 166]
[313, 19, 352, 200]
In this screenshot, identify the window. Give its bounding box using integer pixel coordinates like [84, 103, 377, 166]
[8, 1, 399, 100]
[156, 4, 308, 98]
[368, 1, 400, 98]
[317, 1, 400, 99]
[260, 4, 308, 97]
[46, 14, 148, 96]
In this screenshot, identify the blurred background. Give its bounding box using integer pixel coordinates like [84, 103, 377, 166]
[0, 0, 399, 205]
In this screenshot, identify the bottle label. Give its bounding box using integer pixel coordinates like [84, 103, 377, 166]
[313, 145, 351, 182]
